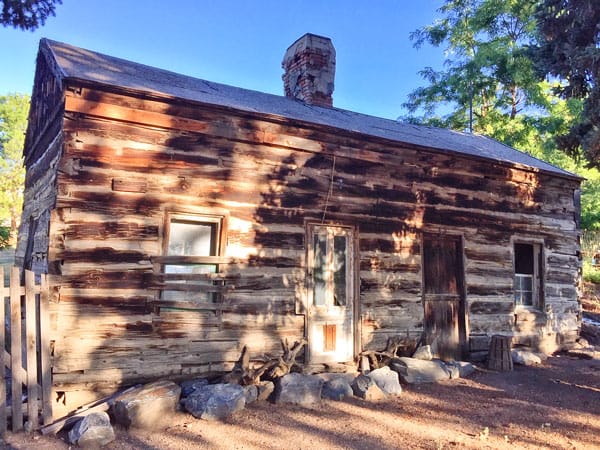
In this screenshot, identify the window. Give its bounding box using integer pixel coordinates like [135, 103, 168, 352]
[514, 242, 543, 308]
[162, 214, 224, 305]
[311, 227, 350, 308]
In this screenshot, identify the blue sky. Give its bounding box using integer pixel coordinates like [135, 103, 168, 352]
[0, 0, 446, 120]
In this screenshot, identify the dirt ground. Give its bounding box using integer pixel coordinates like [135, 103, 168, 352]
[3, 354, 599, 450]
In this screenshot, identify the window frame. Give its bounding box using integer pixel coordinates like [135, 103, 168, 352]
[512, 239, 544, 310]
[159, 212, 228, 308]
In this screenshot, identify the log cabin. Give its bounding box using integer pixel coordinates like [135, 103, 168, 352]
[17, 34, 582, 413]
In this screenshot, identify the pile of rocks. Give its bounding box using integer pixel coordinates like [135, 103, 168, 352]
[66, 354, 477, 447]
[181, 366, 404, 417]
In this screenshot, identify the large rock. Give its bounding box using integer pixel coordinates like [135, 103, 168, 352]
[367, 366, 402, 395]
[445, 361, 476, 378]
[113, 380, 181, 429]
[321, 377, 354, 401]
[184, 383, 246, 420]
[412, 345, 433, 361]
[390, 357, 450, 384]
[244, 385, 258, 404]
[180, 378, 209, 397]
[351, 374, 387, 401]
[444, 363, 460, 379]
[257, 381, 275, 401]
[317, 372, 357, 383]
[511, 349, 542, 366]
[68, 412, 115, 447]
[273, 373, 323, 405]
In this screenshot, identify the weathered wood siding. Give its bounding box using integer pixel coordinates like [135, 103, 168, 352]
[21, 79, 580, 394]
[16, 48, 64, 274]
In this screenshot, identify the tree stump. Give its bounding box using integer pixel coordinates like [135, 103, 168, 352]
[488, 335, 513, 371]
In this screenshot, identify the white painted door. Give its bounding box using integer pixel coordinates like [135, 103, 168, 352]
[307, 224, 355, 363]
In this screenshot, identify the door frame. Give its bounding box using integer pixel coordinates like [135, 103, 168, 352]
[304, 221, 360, 364]
[420, 232, 468, 359]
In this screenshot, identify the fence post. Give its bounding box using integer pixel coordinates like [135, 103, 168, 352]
[25, 270, 39, 430]
[9, 266, 23, 431]
[0, 266, 5, 436]
[40, 273, 52, 423]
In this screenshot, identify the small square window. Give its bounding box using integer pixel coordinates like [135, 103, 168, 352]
[162, 215, 223, 306]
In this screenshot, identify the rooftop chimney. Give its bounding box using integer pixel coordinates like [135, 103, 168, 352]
[282, 33, 335, 107]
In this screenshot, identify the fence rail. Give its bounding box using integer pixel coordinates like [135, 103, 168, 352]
[0, 266, 52, 435]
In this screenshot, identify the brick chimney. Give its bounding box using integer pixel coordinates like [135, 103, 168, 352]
[282, 33, 335, 107]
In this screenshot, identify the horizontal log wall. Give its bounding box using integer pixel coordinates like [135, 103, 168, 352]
[29, 84, 580, 392]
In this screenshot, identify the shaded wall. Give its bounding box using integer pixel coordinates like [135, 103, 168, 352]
[20, 81, 581, 403]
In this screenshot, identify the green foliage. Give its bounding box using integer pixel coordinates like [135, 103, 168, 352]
[1, 0, 61, 30]
[0, 93, 29, 247]
[405, 0, 600, 229]
[534, 0, 600, 167]
[583, 260, 600, 284]
[405, 0, 543, 132]
[0, 226, 9, 249]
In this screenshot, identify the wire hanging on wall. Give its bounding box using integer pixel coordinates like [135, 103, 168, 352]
[321, 155, 336, 224]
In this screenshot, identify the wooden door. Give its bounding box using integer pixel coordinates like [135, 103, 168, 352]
[422, 234, 467, 361]
[307, 224, 355, 363]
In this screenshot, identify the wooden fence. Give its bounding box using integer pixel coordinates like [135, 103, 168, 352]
[0, 266, 52, 434]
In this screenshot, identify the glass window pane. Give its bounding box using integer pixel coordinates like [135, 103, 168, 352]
[313, 233, 327, 306]
[515, 274, 533, 306]
[516, 275, 524, 290]
[168, 221, 215, 256]
[333, 235, 347, 306]
[522, 276, 532, 291]
[165, 264, 217, 274]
